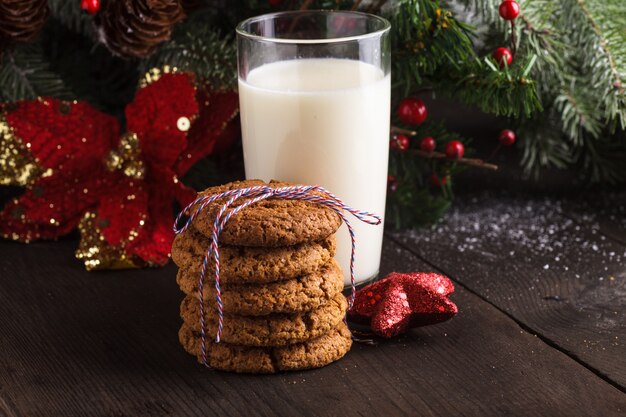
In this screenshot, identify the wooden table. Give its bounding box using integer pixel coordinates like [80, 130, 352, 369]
[1, 190, 625, 416]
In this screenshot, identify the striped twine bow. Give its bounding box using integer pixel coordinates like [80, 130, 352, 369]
[173, 185, 382, 368]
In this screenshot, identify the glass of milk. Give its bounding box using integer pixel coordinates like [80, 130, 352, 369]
[236, 11, 391, 286]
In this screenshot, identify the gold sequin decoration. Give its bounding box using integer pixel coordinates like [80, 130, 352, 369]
[0, 112, 53, 186]
[105, 132, 146, 180]
[75, 211, 148, 271]
[139, 66, 178, 88]
[177, 116, 191, 132]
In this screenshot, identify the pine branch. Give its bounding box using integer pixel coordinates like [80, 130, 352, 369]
[456, 0, 626, 182]
[554, 86, 603, 144]
[143, 12, 237, 89]
[47, 0, 95, 39]
[386, 186, 452, 229]
[571, 0, 626, 129]
[435, 54, 541, 118]
[578, 129, 626, 183]
[452, 0, 508, 33]
[391, 0, 541, 117]
[389, 0, 477, 90]
[519, 118, 576, 178]
[0, 42, 73, 102]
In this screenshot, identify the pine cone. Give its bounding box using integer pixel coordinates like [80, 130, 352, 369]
[0, 0, 49, 43]
[98, 0, 185, 58]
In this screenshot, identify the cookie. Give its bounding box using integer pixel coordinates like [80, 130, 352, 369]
[172, 231, 336, 286]
[178, 259, 344, 316]
[189, 180, 342, 247]
[180, 292, 348, 346]
[179, 321, 352, 373]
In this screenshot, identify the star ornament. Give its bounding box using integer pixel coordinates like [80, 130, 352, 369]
[348, 272, 458, 338]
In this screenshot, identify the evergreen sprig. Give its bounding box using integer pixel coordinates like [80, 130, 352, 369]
[143, 11, 237, 89]
[448, 54, 541, 118]
[3, 0, 620, 233]
[382, 0, 540, 227]
[389, 0, 540, 118]
[47, 0, 95, 39]
[0, 42, 73, 102]
[457, 0, 626, 182]
[390, 0, 476, 89]
[571, 0, 626, 130]
[387, 121, 471, 229]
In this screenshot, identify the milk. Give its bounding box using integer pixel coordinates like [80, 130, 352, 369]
[239, 58, 390, 284]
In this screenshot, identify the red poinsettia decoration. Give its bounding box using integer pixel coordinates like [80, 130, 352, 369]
[0, 70, 239, 270]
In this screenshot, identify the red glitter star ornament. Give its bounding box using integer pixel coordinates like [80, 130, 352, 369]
[0, 69, 239, 270]
[348, 272, 458, 338]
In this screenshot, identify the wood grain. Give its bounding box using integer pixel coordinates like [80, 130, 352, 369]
[0, 238, 625, 416]
[391, 191, 626, 389]
[562, 190, 626, 246]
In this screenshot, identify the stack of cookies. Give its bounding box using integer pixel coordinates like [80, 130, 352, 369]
[172, 180, 352, 373]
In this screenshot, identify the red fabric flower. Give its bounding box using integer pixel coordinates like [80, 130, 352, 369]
[0, 72, 239, 270]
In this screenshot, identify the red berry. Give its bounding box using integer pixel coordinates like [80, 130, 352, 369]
[397, 98, 427, 126]
[499, 1, 520, 20]
[419, 136, 436, 153]
[492, 47, 513, 67]
[387, 175, 398, 193]
[390, 134, 410, 152]
[268, 0, 283, 6]
[499, 129, 516, 146]
[444, 140, 465, 160]
[431, 174, 448, 186]
[80, 0, 100, 14]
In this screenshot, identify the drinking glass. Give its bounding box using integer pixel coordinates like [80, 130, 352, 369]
[237, 10, 391, 285]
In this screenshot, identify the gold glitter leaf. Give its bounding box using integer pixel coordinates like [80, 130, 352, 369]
[0, 112, 52, 187]
[105, 132, 146, 180]
[76, 211, 142, 271]
[139, 66, 178, 88]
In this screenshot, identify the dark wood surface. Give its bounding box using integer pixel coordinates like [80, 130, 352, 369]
[390, 191, 626, 389]
[563, 191, 626, 246]
[1, 192, 625, 416]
